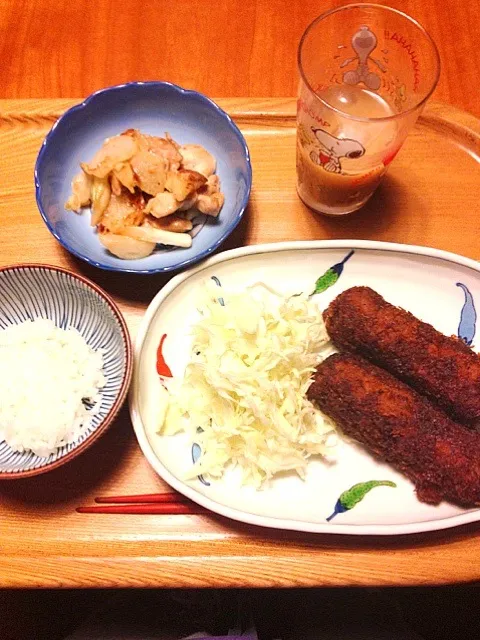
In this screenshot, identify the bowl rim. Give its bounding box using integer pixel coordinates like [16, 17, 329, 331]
[0, 263, 133, 479]
[34, 81, 253, 274]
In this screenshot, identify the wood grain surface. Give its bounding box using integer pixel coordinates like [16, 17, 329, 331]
[0, 98, 479, 588]
[0, 0, 478, 119]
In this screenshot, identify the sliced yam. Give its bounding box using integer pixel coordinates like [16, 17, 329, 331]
[130, 149, 168, 196]
[90, 176, 111, 226]
[165, 169, 207, 202]
[81, 134, 138, 179]
[100, 191, 145, 234]
[145, 191, 180, 218]
[65, 170, 93, 211]
[119, 224, 192, 248]
[98, 232, 155, 259]
[146, 214, 193, 233]
[179, 144, 216, 177]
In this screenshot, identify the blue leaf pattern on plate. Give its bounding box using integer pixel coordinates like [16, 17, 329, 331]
[326, 480, 397, 522]
[192, 439, 210, 487]
[211, 276, 225, 306]
[310, 250, 354, 296]
[457, 283, 476, 346]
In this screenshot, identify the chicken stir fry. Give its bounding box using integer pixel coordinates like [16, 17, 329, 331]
[65, 130, 224, 259]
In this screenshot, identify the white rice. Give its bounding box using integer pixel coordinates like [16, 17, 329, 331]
[0, 319, 105, 458]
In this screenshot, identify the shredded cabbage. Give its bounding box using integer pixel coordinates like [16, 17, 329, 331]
[159, 280, 337, 487]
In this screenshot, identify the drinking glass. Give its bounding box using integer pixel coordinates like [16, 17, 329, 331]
[297, 3, 440, 215]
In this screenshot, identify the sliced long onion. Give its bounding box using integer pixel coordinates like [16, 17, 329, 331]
[90, 176, 111, 226]
[119, 225, 192, 248]
[65, 171, 92, 211]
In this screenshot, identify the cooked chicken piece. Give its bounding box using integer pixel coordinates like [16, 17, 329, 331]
[98, 231, 155, 259]
[81, 134, 138, 179]
[65, 170, 93, 211]
[178, 195, 198, 211]
[90, 176, 111, 226]
[145, 191, 180, 218]
[196, 174, 224, 216]
[112, 162, 136, 193]
[179, 144, 216, 177]
[197, 192, 224, 216]
[165, 169, 206, 202]
[100, 190, 145, 234]
[119, 224, 192, 248]
[146, 213, 193, 233]
[130, 149, 168, 196]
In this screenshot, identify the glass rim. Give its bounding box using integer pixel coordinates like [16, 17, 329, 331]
[297, 3, 441, 124]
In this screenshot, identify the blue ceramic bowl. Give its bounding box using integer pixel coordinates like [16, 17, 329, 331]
[0, 264, 132, 478]
[35, 82, 252, 274]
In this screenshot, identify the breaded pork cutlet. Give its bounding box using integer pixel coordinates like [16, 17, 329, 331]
[323, 286, 480, 426]
[307, 353, 480, 507]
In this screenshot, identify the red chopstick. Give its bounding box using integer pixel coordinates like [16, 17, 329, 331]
[76, 490, 207, 515]
[95, 491, 190, 504]
[76, 503, 207, 515]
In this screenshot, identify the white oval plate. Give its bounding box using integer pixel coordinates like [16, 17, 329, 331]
[130, 240, 480, 535]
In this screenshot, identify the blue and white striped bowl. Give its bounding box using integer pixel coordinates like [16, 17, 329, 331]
[0, 264, 132, 478]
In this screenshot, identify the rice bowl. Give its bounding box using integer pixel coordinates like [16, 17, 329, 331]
[0, 264, 132, 478]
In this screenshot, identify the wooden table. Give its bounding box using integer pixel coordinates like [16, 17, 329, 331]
[0, 0, 479, 589]
[1, 0, 479, 119]
[0, 96, 479, 588]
